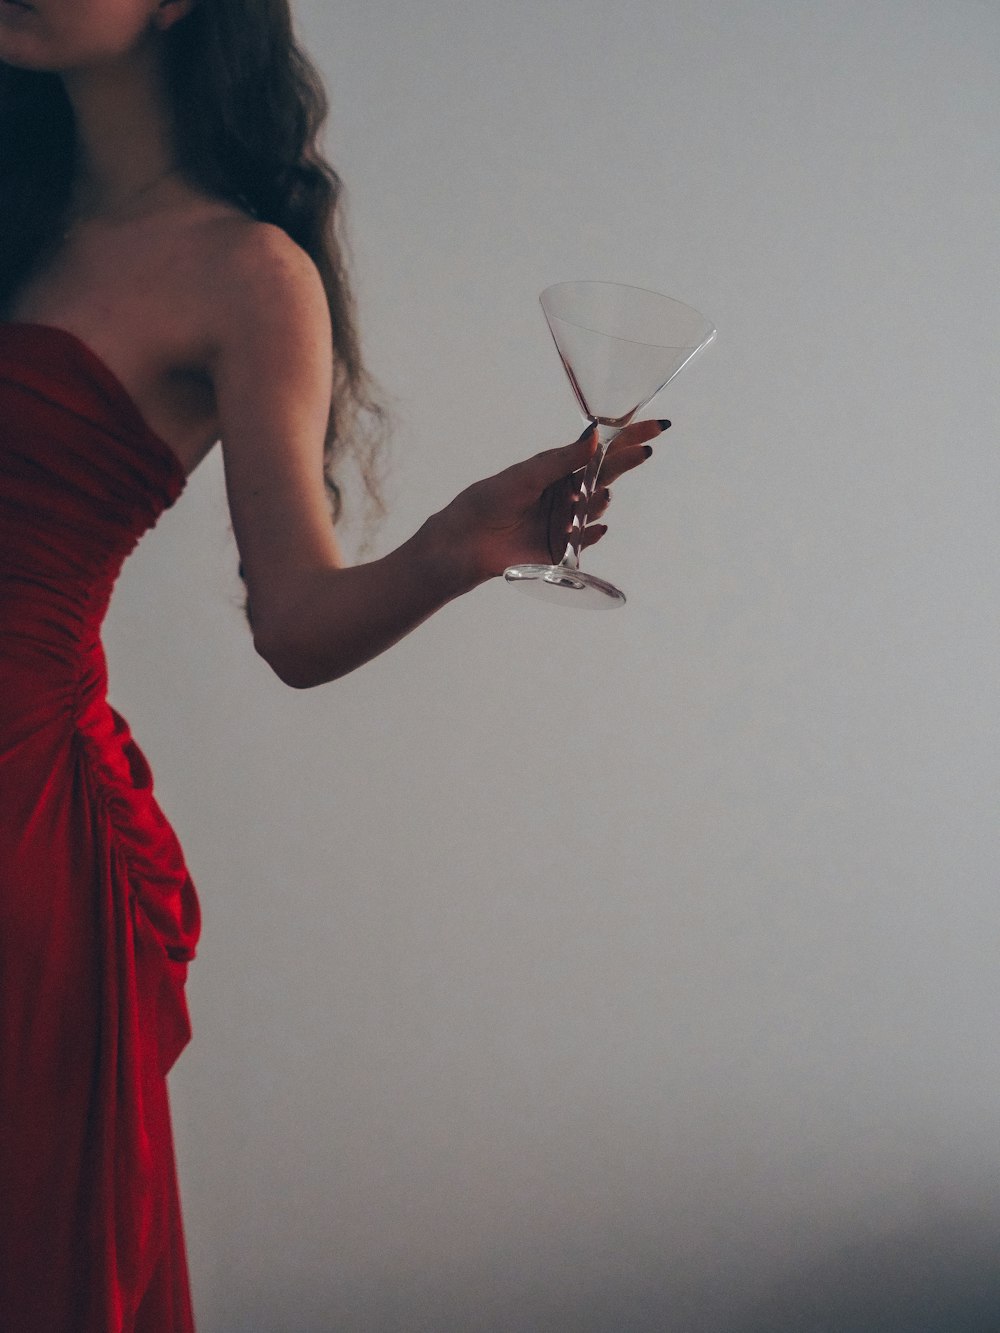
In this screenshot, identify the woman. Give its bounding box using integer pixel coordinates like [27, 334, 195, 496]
[0, 0, 663, 1327]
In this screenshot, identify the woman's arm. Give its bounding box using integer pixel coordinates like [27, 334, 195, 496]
[206, 222, 658, 689]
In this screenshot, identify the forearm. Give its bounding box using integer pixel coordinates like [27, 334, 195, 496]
[243, 417, 635, 688]
[253, 510, 481, 688]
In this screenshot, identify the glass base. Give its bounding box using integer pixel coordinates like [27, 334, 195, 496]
[503, 563, 626, 609]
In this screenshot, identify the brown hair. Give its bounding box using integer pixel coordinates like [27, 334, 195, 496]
[0, 0, 387, 550]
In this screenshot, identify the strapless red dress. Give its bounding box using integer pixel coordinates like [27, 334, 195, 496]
[0, 323, 201, 1331]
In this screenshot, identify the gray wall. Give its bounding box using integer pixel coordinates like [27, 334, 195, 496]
[105, 1, 1000, 1328]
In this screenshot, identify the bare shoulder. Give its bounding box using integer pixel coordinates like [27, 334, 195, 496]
[195, 214, 342, 635]
[189, 214, 335, 488]
[194, 215, 332, 366]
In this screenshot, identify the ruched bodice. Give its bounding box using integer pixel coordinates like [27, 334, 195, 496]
[0, 322, 184, 657]
[0, 321, 199, 1332]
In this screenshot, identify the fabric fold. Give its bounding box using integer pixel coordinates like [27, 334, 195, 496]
[0, 321, 200, 1331]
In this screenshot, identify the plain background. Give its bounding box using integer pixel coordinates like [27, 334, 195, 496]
[103, 1, 1000, 1329]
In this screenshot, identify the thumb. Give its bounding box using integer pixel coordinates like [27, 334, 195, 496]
[532, 422, 598, 487]
[567, 421, 598, 458]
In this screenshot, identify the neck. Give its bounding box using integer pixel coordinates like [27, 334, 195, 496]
[60, 30, 179, 223]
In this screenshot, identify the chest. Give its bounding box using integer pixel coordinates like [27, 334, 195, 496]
[3, 221, 222, 476]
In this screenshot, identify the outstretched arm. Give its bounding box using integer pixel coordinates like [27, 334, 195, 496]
[206, 224, 660, 688]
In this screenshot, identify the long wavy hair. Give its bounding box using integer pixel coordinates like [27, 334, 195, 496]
[0, 0, 387, 567]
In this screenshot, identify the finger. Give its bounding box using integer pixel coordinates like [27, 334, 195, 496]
[578, 522, 608, 549]
[586, 486, 611, 522]
[612, 418, 671, 448]
[599, 419, 668, 485]
[542, 473, 580, 526]
[523, 422, 599, 493]
[600, 442, 654, 486]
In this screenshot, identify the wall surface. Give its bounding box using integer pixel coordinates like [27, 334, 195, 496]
[104, 1, 1000, 1328]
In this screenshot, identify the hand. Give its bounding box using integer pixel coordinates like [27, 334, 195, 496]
[432, 417, 670, 589]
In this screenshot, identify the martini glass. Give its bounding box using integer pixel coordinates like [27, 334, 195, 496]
[504, 281, 716, 608]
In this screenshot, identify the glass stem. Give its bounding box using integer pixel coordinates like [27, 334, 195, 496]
[559, 423, 619, 569]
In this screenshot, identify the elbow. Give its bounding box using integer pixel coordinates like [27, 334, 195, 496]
[253, 628, 329, 690]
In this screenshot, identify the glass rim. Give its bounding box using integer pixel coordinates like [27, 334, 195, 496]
[540, 280, 716, 350]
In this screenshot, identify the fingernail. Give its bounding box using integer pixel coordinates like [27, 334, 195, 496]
[657, 419, 671, 430]
[576, 422, 596, 443]
[643, 444, 654, 458]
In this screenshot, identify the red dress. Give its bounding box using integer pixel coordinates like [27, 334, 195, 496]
[0, 322, 201, 1331]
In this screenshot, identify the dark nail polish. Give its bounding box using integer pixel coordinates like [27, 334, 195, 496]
[657, 419, 671, 430]
[643, 444, 653, 458]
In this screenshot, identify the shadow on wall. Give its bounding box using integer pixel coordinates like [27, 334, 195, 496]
[218, 1201, 1000, 1332]
[725, 1206, 1000, 1333]
[556, 1205, 1000, 1333]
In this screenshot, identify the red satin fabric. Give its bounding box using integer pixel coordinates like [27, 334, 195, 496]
[0, 323, 201, 1331]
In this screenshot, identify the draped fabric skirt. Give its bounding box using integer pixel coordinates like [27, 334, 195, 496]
[0, 646, 199, 1331]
